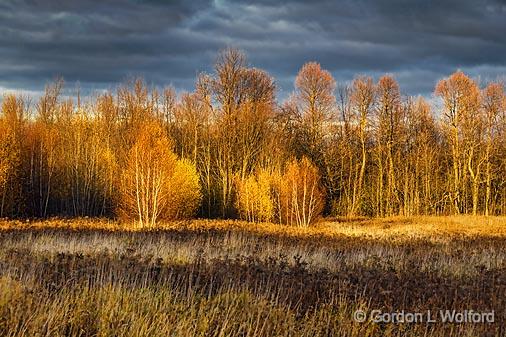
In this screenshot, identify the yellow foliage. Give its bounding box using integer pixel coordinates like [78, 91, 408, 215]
[0, 123, 11, 188]
[118, 123, 201, 227]
[235, 158, 324, 227]
[166, 159, 202, 220]
[0, 95, 24, 216]
[235, 169, 276, 223]
[57, 113, 118, 216]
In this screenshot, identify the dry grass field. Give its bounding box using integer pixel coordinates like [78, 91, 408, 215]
[0, 216, 505, 336]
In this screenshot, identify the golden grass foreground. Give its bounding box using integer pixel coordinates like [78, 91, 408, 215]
[0, 216, 505, 336]
[2, 215, 506, 240]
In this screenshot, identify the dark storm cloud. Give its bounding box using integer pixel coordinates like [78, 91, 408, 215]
[1, 0, 505, 98]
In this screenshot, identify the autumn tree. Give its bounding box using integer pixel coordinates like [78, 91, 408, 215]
[4, 49, 506, 221]
[194, 75, 217, 217]
[275, 157, 325, 227]
[235, 168, 276, 223]
[348, 77, 375, 215]
[210, 48, 276, 217]
[116, 78, 159, 149]
[0, 95, 25, 216]
[118, 122, 201, 227]
[496, 93, 506, 213]
[236, 68, 276, 178]
[294, 62, 336, 143]
[211, 48, 247, 217]
[481, 82, 506, 215]
[173, 92, 205, 164]
[373, 75, 403, 216]
[435, 71, 480, 214]
[29, 79, 64, 217]
[401, 97, 444, 215]
[59, 100, 117, 216]
[291, 62, 336, 214]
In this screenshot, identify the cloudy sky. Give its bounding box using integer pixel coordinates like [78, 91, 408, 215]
[1, 0, 506, 100]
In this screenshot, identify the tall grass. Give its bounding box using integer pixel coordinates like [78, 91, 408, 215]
[0, 217, 504, 336]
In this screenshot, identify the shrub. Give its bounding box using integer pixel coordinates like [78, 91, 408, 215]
[235, 158, 324, 227]
[166, 159, 202, 220]
[235, 169, 276, 223]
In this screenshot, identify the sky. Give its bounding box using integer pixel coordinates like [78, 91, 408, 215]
[1, 0, 506, 101]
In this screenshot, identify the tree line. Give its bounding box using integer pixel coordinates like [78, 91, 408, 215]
[1, 48, 505, 226]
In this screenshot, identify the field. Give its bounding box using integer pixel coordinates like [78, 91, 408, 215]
[0, 216, 505, 336]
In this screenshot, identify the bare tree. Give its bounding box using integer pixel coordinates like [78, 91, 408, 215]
[482, 82, 506, 215]
[435, 71, 480, 214]
[349, 77, 374, 215]
[374, 75, 402, 216]
[294, 62, 336, 144]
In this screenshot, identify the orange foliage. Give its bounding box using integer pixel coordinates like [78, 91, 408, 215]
[118, 123, 201, 227]
[295, 62, 336, 137]
[0, 95, 24, 216]
[435, 71, 480, 122]
[275, 157, 325, 227]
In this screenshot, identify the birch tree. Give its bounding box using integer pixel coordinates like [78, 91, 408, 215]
[435, 71, 480, 214]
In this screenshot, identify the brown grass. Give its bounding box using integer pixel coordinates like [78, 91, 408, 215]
[2, 215, 506, 240]
[0, 216, 504, 336]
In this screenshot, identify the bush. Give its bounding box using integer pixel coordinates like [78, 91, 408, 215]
[235, 158, 324, 227]
[118, 123, 201, 227]
[166, 159, 202, 220]
[235, 169, 276, 223]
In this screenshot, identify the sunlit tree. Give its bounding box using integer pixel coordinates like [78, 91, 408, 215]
[481, 82, 506, 215]
[435, 71, 480, 214]
[374, 75, 403, 216]
[275, 157, 324, 227]
[118, 122, 201, 227]
[235, 168, 276, 223]
[0, 95, 25, 216]
[349, 76, 375, 215]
